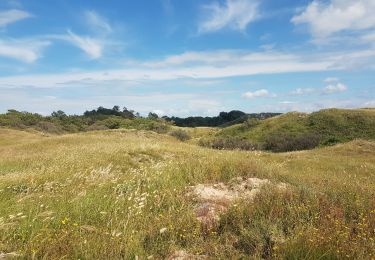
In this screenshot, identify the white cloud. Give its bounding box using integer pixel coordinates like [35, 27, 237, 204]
[152, 109, 165, 116]
[324, 77, 339, 83]
[144, 50, 315, 68]
[0, 38, 50, 63]
[259, 98, 372, 113]
[0, 9, 31, 27]
[0, 48, 373, 88]
[49, 11, 115, 59]
[323, 77, 348, 94]
[84, 10, 112, 34]
[199, 0, 259, 33]
[291, 78, 348, 95]
[0, 88, 223, 116]
[323, 82, 347, 94]
[242, 89, 269, 98]
[63, 30, 103, 59]
[290, 88, 316, 95]
[279, 101, 298, 104]
[292, 0, 375, 40]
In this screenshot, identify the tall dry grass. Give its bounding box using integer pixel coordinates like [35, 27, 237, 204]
[0, 128, 374, 259]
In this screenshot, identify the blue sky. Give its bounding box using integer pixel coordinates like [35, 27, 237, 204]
[0, 0, 374, 116]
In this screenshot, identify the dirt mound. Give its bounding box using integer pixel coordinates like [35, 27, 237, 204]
[189, 177, 287, 229]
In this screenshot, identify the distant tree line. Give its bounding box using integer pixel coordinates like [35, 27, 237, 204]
[164, 110, 281, 127]
[0, 106, 169, 134]
[83, 106, 138, 118]
[0, 106, 282, 134]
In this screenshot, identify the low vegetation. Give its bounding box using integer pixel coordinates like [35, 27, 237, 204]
[199, 137, 258, 151]
[169, 129, 191, 141]
[0, 128, 374, 259]
[263, 132, 321, 152]
[3, 107, 373, 153]
[0, 107, 172, 134]
[0, 107, 374, 258]
[208, 108, 375, 152]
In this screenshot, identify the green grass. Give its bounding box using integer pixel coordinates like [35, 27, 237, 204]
[216, 108, 375, 147]
[0, 128, 375, 259]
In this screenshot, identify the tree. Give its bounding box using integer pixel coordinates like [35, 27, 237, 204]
[51, 110, 67, 118]
[148, 112, 159, 119]
[122, 107, 135, 119]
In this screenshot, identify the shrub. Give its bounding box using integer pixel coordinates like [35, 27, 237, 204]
[199, 137, 258, 151]
[86, 123, 109, 131]
[36, 121, 63, 134]
[263, 132, 321, 152]
[146, 121, 170, 134]
[169, 129, 191, 141]
[102, 117, 122, 129]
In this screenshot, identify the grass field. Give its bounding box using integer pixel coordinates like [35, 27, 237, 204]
[1, 128, 375, 259]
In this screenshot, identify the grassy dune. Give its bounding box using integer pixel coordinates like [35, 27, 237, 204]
[1, 128, 375, 259]
[217, 108, 375, 146]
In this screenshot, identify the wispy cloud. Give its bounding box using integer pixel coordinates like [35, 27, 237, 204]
[324, 77, 339, 83]
[84, 10, 112, 35]
[290, 87, 316, 95]
[143, 50, 311, 68]
[198, 0, 260, 33]
[0, 48, 372, 88]
[279, 101, 298, 104]
[49, 30, 104, 59]
[242, 89, 270, 98]
[292, 0, 375, 42]
[64, 30, 103, 59]
[0, 38, 50, 63]
[52, 10, 117, 59]
[0, 9, 32, 27]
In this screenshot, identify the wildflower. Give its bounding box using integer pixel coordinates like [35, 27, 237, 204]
[61, 217, 69, 225]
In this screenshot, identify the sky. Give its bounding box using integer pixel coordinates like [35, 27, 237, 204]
[0, 0, 374, 116]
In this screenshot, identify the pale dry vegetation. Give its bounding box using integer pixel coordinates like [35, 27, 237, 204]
[0, 128, 375, 259]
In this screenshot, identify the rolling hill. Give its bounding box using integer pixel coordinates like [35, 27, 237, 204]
[0, 127, 375, 258]
[212, 108, 375, 151]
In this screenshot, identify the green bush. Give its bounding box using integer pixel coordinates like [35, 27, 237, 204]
[146, 121, 170, 134]
[102, 117, 122, 129]
[263, 132, 321, 152]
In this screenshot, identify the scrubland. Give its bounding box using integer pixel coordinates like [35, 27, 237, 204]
[0, 127, 374, 259]
[211, 108, 375, 152]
